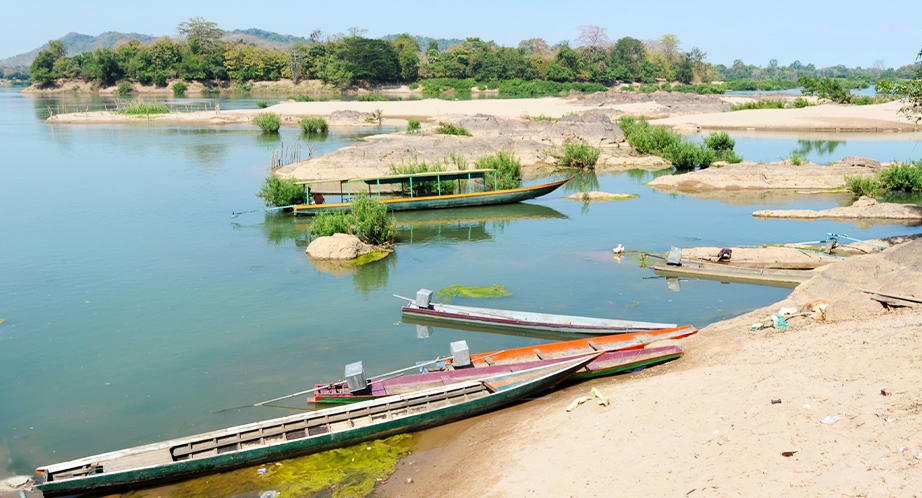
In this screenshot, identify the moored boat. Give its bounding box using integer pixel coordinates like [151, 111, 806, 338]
[35, 355, 595, 497]
[292, 171, 572, 215]
[399, 290, 679, 334]
[312, 344, 684, 404]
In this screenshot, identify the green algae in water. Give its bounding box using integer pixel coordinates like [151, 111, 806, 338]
[436, 284, 512, 302]
[116, 434, 414, 498]
[351, 250, 392, 266]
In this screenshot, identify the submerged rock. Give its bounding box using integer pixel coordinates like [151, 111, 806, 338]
[565, 191, 637, 201]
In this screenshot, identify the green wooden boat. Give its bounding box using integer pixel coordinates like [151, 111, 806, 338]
[291, 171, 572, 215]
[35, 355, 595, 497]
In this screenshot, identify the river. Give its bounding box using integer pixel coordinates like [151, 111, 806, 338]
[1, 88, 919, 494]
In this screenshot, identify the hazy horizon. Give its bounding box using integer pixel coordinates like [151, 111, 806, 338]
[3, 0, 921, 69]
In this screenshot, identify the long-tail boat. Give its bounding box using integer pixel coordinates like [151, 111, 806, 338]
[399, 290, 679, 335]
[35, 355, 595, 497]
[312, 344, 683, 404]
[291, 170, 572, 215]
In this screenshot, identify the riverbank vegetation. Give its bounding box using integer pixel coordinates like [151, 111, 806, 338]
[474, 149, 522, 189]
[309, 193, 396, 245]
[846, 160, 922, 196]
[253, 112, 281, 132]
[257, 175, 306, 207]
[618, 117, 742, 170]
[551, 138, 601, 169]
[114, 100, 170, 115]
[27, 18, 920, 99]
[299, 116, 329, 134]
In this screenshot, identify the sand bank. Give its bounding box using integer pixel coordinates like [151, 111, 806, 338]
[381, 237, 922, 498]
[754, 196, 922, 224]
[650, 100, 917, 132]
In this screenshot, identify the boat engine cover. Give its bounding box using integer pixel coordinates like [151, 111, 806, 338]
[344, 361, 367, 392]
[450, 340, 471, 367]
[416, 289, 433, 308]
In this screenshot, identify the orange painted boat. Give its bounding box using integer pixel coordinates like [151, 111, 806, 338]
[461, 325, 697, 367]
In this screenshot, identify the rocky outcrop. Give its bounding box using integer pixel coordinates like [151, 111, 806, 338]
[565, 191, 637, 201]
[753, 196, 922, 222]
[647, 157, 886, 194]
[276, 113, 653, 183]
[305, 233, 375, 260]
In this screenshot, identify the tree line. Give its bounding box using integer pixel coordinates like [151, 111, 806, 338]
[25, 18, 921, 91]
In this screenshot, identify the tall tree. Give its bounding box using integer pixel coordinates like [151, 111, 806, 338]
[878, 46, 922, 123]
[30, 40, 66, 85]
[177, 17, 223, 55]
[574, 25, 612, 59]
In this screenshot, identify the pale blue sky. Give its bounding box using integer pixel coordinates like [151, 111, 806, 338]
[3, 0, 921, 68]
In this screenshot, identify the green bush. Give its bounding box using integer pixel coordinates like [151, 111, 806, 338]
[702, 131, 742, 162]
[117, 81, 133, 95]
[300, 116, 329, 134]
[845, 175, 882, 196]
[434, 121, 472, 136]
[254, 112, 281, 133]
[618, 117, 682, 155]
[553, 138, 601, 169]
[877, 162, 922, 191]
[293, 94, 314, 102]
[406, 119, 421, 133]
[354, 94, 388, 101]
[172, 81, 187, 96]
[474, 149, 522, 189]
[309, 193, 396, 246]
[792, 97, 811, 108]
[789, 152, 805, 166]
[350, 192, 396, 245]
[310, 211, 352, 237]
[666, 142, 716, 170]
[256, 100, 268, 109]
[256, 175, 306, 207]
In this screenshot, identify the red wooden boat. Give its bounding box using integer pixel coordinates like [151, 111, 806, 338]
[312, 345, 684, 404]
[312, 325, 696, 404]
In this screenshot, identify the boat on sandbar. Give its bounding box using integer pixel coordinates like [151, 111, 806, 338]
[35, 355, 596, 497]
[312, 343, 684, 404]
[398, 289, 679, 335]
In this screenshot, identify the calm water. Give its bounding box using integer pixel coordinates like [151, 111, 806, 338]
[689, 131, 922, 165]
[1, 88, 921, 486]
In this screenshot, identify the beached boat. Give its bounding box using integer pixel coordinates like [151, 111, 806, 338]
[652, 259, 813, 286]
[312, 344, 683, 404]
[399, 291, 679, 334]
[35, 355, 595, 497]
[292, 170, 572, 215]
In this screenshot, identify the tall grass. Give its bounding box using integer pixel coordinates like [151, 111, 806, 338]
[730, 100, 786, 111]
[300, 117, 329, 134]
[389, 160, 455, 196]
[115, 100, 171, 115]
[354, 94, 388, 101]
[406, 119, 421, 133]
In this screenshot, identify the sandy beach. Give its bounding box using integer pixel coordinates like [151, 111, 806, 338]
[379, 238, 922, 498]
[45, 92, 917, 133]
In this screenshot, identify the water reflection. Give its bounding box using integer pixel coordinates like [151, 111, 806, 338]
[394, 204, 568, 245]
[561, 170, 600, 194]
[793, 140, 844, 156]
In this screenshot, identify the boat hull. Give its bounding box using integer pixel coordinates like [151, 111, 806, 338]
[313, 345, 683, 404]
[292, 178, 571, 215]
[36, 357, 592, 497]
[402, 302, 678, 335]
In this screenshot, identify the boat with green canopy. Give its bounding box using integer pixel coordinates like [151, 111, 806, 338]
[291, 170, 572, 215]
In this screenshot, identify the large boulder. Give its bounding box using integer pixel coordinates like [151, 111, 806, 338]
[836, 156, 881, 169]
[305, 233, 375, 260]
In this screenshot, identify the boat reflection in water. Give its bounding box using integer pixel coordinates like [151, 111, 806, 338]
[393, 203, 568, 245]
